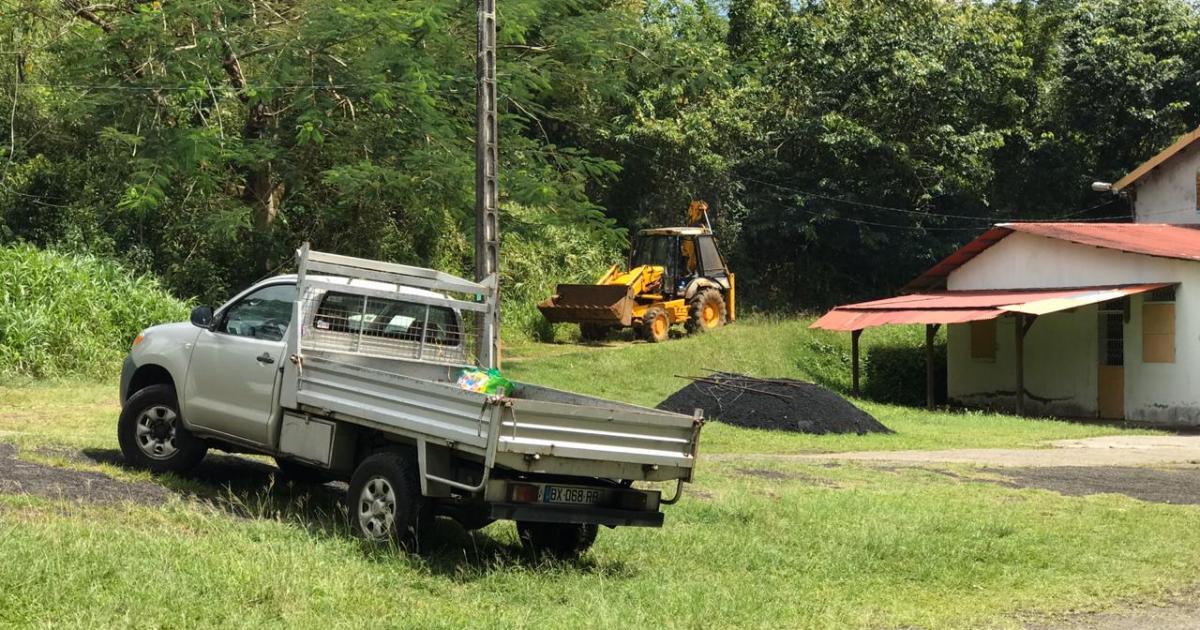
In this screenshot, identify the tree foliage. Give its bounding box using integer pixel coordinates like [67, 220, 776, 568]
[4, 0, 1200, 320]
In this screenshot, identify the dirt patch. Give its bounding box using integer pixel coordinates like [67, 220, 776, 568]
[735, 467, 800, 481]
[985, 466, 1200, 505]
[0, 443, 170, 505]
[657, 372, 890, 435]
[747, 435, 1200, 468]
[1023, 588, 1200, 629]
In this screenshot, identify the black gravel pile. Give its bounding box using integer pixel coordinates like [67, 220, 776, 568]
[657, 372, 891, 435]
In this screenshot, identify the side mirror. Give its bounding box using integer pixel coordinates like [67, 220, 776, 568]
[190, 306, 215, 329]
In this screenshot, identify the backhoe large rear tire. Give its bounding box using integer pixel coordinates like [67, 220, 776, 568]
[686, 289, 727, 334]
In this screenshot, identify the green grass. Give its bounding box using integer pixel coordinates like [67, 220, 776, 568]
[2, 460, 1200, 628]
[0, 318, 1193, 628]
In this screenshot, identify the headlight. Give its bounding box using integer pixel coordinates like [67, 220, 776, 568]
[131, 332, 145, 349]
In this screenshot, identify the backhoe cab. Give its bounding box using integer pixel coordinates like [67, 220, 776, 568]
[538, 201, 736, 343]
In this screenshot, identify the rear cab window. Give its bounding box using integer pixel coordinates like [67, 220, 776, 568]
[307, 290, 464, 361]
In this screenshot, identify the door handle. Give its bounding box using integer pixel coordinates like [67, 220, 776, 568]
[256, 353, 275, 365]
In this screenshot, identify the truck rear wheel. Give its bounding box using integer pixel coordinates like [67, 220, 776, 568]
[348, 451, 429, 547]
[517, 521, 598, 560]
[117, 384, 208, 474]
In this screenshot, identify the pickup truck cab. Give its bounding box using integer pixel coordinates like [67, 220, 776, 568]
[118, 246, 703, 558]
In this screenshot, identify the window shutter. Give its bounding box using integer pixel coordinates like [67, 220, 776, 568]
[1143, 303, 1175, 363]
[970, 320, 996, 360]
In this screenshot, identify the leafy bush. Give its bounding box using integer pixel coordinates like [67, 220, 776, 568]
[0, 245, 190, 378]
[500, 205, 625, 341]
[864, 343, 947, 407]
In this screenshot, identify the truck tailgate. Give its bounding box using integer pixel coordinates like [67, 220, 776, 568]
[500, 384, 700, 471]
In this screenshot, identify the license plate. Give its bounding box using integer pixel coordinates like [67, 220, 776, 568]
[542, 485, 606, 506]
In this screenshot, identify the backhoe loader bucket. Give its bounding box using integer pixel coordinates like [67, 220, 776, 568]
[537, 284, 634, 326]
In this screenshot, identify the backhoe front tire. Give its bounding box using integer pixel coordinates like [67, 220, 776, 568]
[117, 384, 208, 474]
[686, 289, 727, 334]
[517, 521, 598, 560]
[641, 306, 671, 343]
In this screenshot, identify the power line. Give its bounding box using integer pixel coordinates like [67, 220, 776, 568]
[743, 175, 994, 222]
[19, 81, 471, 92]
[742, 175, 1127, 224]
[787, 205, 1131, 233]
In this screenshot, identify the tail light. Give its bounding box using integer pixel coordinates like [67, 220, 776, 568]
[508, 483, 540, 503]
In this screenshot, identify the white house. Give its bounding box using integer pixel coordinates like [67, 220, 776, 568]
[814, 128, 1200, 426]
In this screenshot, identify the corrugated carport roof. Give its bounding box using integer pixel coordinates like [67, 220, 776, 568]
[811, 283, 1173, 332]
[906, 223, 1200, 290]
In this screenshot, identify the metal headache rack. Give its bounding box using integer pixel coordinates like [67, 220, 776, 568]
[292, 243, 497, 370]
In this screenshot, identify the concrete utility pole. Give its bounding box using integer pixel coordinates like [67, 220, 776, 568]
[475, 0, 500, 368]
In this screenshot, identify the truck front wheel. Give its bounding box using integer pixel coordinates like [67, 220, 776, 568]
[348, 451, 430, 547]
[517, 521, 598, 560]
[118, 384, 208, 474]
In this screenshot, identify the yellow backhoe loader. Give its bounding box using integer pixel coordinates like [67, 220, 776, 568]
[537, 201, 736, 342]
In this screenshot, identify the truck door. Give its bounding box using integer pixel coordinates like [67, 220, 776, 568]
[183, 282, 296, 445]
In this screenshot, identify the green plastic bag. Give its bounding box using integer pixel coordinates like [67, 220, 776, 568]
[456, 368, 513, 396]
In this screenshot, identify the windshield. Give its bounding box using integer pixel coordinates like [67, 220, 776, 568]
[631, 235, 676, 268]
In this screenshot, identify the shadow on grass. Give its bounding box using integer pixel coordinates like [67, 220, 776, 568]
[80, 447, 632, 579]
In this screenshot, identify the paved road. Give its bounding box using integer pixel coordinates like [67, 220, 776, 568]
[726, 435, 1200, 468]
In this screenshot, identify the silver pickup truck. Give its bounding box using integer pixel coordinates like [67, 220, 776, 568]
[118, 246, 703, 558]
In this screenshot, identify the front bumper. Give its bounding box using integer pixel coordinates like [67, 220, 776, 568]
[118, 355, 137, 407]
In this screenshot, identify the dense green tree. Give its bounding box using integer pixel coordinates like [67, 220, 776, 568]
[2, 0, 629, 304]
[6, 0, 1200, 317]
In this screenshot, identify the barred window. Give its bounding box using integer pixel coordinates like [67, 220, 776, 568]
[314, 292, 462, 347]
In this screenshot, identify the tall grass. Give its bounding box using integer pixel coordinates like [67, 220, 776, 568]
[0, 244, 189, 378]
[499, 205, 624, 341]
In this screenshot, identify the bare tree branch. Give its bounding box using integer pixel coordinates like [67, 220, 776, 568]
[61, 0, 115, 33]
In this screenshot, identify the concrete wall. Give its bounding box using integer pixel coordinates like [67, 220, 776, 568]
[947, 309, 1098, 418]
[1132, 143, 1200, 224]
[946, 232, 1200, 425]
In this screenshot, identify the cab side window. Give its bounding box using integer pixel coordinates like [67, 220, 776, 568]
[219, 284, 296, 341]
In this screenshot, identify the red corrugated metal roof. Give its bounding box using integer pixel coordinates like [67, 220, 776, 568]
[906, 223, 1200, 290]
[811, 283, 1173, 332]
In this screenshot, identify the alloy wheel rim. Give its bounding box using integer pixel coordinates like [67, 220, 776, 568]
[358, 476, 397, 540]
[135, 405, 180, 460]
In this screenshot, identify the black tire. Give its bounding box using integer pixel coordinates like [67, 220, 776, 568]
[685, 288, 727, 334]
[517, 521, 599, 560]
[579, 323, 612, 342]
[347, 451, 430, 546]
[117, 384, 208, 473]
[641, 306, 671, 343]
[451, 501, 496, 531]
[274, 457, 329, 484]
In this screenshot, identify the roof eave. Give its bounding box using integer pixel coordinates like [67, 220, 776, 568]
[903, 226, 1014, 291]
[1113, 126, 1200, 191]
